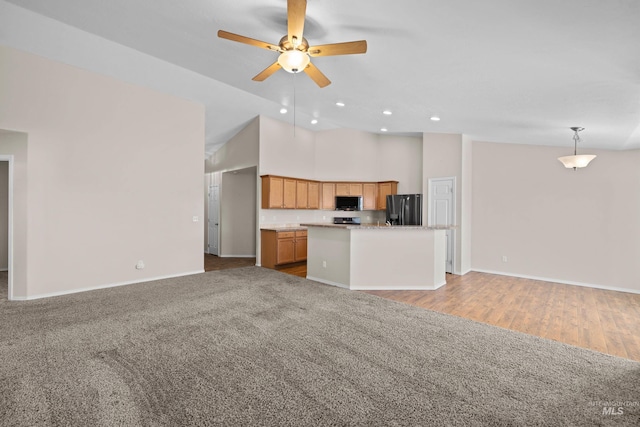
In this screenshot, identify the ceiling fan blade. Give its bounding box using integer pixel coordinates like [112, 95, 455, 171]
[252, 62, 282, 82]
[287, 0, 307, 48]
[308, 40, 368, 57]
[218, 30, 280, 51]
[304, 62, 331, 88]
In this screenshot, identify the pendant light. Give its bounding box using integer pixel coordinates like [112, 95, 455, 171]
[557, 127, 596, 170]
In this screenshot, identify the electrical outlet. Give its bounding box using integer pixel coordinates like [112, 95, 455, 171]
[192, 216, 199, 222]
[322, 260, 327, 268]
[136, 260, 145, 270]
[502, 256, 508, 262]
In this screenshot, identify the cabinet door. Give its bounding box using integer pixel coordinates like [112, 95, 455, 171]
[322, 183, 335, 209]
[276, 235, 296, 264]
[296, 180, 308, 209]
[349, 183, 363, 196]
[377, 183, 391, 210]
[335, 183, 350, 196]
[377, 182, 398, 210]
[294, 231, 307, 261]
[283, 178, 297, 209]
[308, 182, 320, 209]
[262, 176, 284, 209]
[363, 183, 377, 210]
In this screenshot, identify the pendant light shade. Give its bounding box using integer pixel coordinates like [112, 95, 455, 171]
[558, 127, 596, 170]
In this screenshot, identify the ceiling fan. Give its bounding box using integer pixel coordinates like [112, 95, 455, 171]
[217, 0, 367, 88]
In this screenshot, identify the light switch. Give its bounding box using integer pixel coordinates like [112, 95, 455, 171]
[193, 216, 199, 222]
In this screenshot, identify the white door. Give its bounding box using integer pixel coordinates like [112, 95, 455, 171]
[208, 184, 219, 255]
[429, 178, 455, 273]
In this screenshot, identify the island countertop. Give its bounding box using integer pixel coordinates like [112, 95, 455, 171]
[301, 223, 454, 230]
[260, 225, 307, 232]
[304, 224, 448, 290]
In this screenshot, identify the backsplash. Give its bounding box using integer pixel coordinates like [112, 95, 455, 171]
[259, 209, 386, 227]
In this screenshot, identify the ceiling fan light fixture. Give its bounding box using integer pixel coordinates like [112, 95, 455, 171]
[557, 127, 597, 170]
[277, 50, 310, 73]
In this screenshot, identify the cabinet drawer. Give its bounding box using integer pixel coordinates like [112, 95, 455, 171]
[277, 231, 295, 239]
[295, 230, 307, 237]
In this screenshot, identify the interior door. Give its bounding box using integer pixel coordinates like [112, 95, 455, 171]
[430, 178, 455, 273]
[208, 184, 219, 255]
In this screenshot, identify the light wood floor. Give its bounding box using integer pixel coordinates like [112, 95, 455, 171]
[206, 255, 640, 362]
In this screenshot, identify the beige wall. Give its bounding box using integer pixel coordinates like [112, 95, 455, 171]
[423, 133, 472, 274]
[0, 160, 7, 270]
[0, 45, 205, 299]
[0, 130, 28, 298]
[472, 141, 640, 292]
[220, 168, 257, 257]
[208, 117, 259, 173]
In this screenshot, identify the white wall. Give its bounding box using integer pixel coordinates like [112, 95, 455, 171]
[259, 116, 316, 178]
[472, 141, 640, 293]
[0, 45, 205, 299]
[377, 134, 423, 194]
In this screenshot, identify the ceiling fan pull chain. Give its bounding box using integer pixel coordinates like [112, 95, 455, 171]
[293, 71, 297, 136]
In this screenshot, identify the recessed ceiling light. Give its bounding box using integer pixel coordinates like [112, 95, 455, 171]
[311, 119, 318, 124]
[383, 110, 392, 115]
[280, 108, 287, 114]
[380, 128, 388, 132]
[335, 101, 345, 107]
[430, 116, 441, 121]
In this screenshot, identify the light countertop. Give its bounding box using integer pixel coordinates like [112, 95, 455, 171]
[300, 223, 454, 230]
[260, 225, 308, 232]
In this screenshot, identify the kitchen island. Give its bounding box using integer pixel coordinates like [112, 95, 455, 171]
[301, 223, 448, 290]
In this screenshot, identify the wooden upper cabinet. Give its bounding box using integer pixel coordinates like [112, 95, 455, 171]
[308, 181, 320, 209]
[336, 182, 363, 196]
[322, 182, 335, 210]
[377, 181, 399, 210]
[283, 178, 297, 209]
[349, 183, 363, 196]
[296, 180, 308, 209]
[335, 183, 350, 196]
[261, 175, 297, 209]
[262, 175, 284, 209]
[262, 175, 396, 211]
[363, 183, 377, 210]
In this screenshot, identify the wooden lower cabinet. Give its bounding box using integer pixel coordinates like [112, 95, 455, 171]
[261, 229, 308, 269]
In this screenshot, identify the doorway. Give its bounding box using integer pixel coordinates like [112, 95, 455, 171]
[428, 177, 455, 274]
[208, 184, 219, 255]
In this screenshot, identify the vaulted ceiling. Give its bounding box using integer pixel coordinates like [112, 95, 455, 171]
[3, 0, 640, 156]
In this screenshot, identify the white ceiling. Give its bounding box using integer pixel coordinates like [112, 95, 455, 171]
[3, 0, 640, 155]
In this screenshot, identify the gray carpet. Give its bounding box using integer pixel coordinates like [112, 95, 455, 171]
[1, 267, 638, 426]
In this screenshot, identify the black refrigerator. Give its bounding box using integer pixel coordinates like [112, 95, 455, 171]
[386, 194, 422, 225]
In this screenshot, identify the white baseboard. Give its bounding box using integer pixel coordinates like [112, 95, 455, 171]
[306, 276, 350, 289]
[19, 270, 205, 301]
[471, 269, 640, 295]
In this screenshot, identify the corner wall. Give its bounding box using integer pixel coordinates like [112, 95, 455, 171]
[472, 141, 640, 293]
[423, 132, 472, 274]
